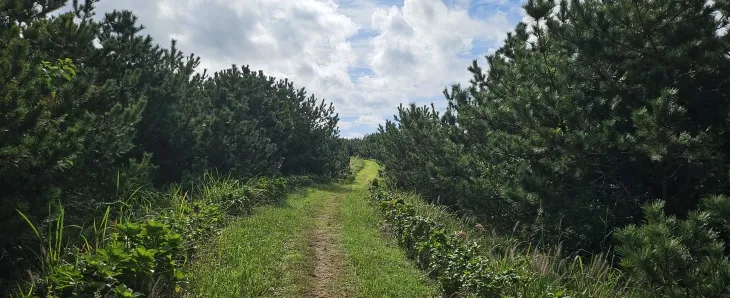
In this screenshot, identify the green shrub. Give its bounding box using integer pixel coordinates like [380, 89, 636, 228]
[371, 186, 526, 297]
[18, 174, 301, 297]
[369, 177, 638, 297]
[33, 219, 184, 298]
[157, 201, 224, 255]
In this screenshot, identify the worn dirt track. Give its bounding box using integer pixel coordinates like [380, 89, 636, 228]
[307, 191, 347, 298]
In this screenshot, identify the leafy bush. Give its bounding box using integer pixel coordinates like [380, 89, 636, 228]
[371, 183, 526, 297]
[17, 174, 303, 298]
[285, 175, 316, 190]
[39, 219, 185, 297]
[370, 176, 637, 298]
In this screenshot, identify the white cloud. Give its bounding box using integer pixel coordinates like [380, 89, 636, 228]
[354, 0, 512, 116]
[355, 114, 386, 128]
[76, 0, 518, 136]
[338, 120, 354, 130]
[337, 0, 381, 31]
[474, 0, 510, 5]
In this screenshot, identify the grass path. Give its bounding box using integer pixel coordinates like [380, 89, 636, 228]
[340, 161, 438, 297]
[187, 160, 437, 297]
[308, 185, 347, 297]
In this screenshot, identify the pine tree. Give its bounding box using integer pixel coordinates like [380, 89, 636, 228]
[371, 0, 730, 259]
[617, 196, 730, 297]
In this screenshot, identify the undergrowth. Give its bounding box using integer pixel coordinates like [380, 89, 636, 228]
[13, 173, 314, 298]
[369, 177, 636, 298]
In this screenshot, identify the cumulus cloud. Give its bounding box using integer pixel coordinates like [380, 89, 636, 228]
[339, 120, 354, 130]
[74, 0, 520, 136]
[357, 0, 512, 115]
[355, 114, 386, 128]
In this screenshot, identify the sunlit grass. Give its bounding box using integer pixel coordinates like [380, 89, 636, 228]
[185, 188, 315, 297]
[187, 160, 438, 297]
[341, 161, 439, 297]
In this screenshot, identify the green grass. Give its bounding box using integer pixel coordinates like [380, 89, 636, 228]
[186, 188, 316, 297]
[349, 157, 366, 177]
[341, 160, 438, 297]
[187, 158, 436, 297]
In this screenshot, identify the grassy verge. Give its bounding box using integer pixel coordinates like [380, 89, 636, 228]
[12, 174, 294, 298]
[341, 160, 438, 297]
[371, 178, 637, 298]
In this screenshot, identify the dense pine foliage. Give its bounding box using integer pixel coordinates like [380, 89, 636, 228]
[352, 0, 730, 296]
[1, 0, 348, 294]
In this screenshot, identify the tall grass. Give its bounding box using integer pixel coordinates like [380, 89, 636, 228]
[12, 171, 298, 297]
[16, 204, 66, 273]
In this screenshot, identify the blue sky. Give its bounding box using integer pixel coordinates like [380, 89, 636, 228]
[81, 0, 527, 138]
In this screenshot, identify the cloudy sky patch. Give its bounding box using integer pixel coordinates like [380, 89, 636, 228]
[81, 0, 525, 138]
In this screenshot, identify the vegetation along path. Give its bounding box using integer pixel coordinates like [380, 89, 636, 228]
[187, 160, 437, 297]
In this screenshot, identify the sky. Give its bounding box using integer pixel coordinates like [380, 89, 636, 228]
[72, 0, 527, 139]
